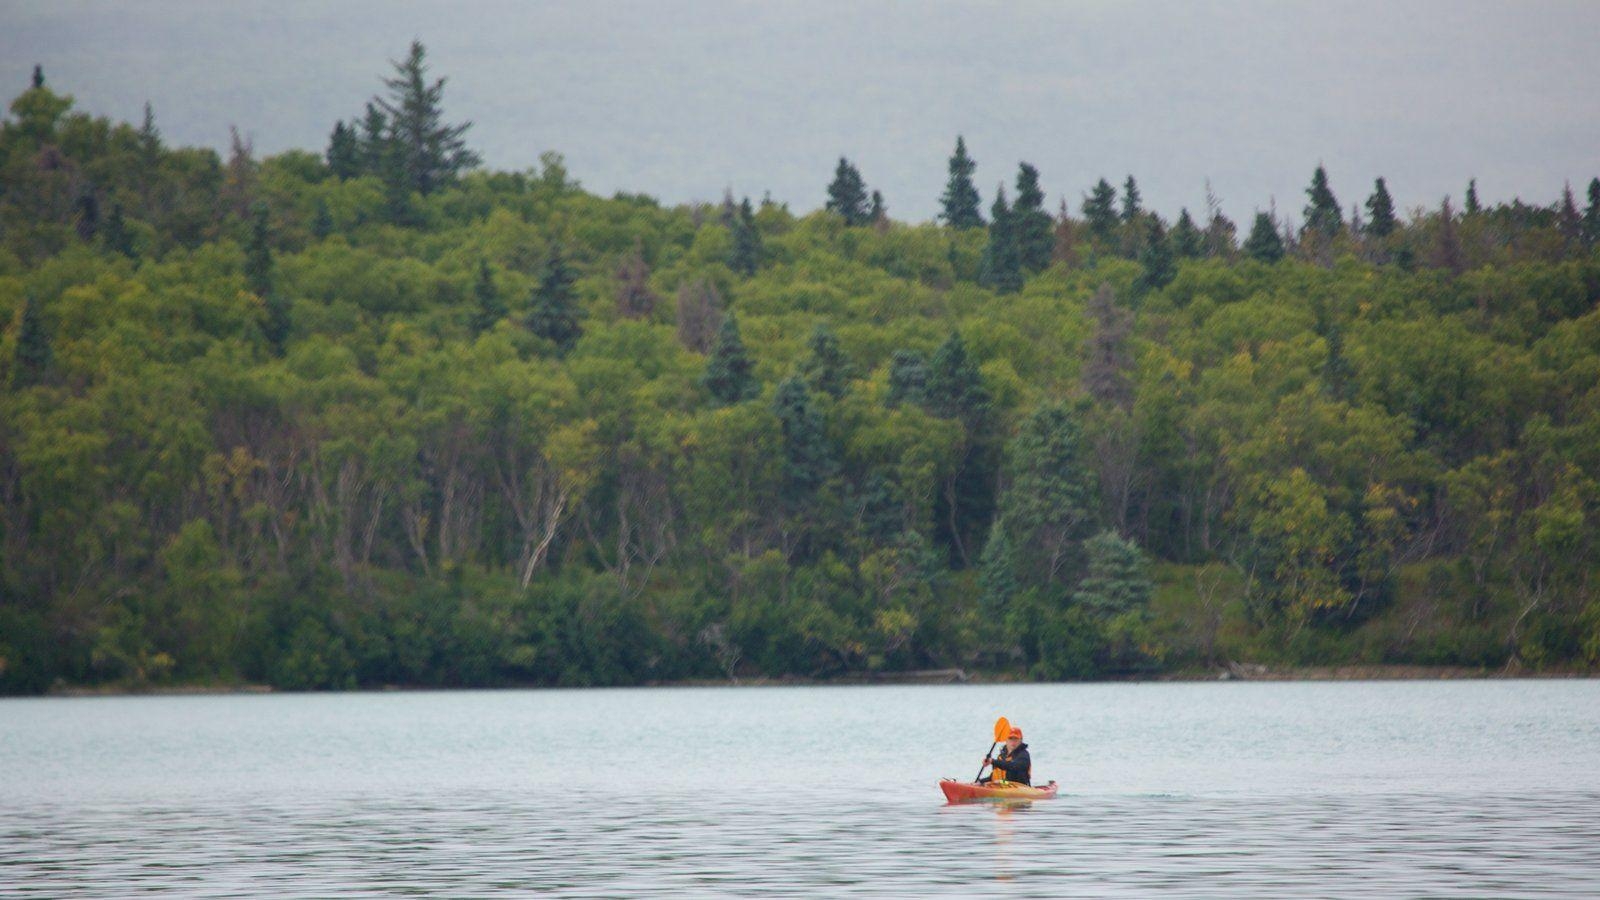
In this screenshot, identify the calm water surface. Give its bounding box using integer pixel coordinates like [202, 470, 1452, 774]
[3, 681, 1598, 896]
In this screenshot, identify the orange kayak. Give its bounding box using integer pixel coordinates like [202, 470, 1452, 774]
[939, 779, 1059, 802]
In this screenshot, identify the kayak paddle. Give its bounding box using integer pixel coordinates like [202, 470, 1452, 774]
[974, 716, 1010, 782]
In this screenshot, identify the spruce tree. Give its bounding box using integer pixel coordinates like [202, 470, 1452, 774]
[311, 197, 334, 239]
[615, 244, 660, 320]
[825, 157, 870, 226]
[886, 350, 930, 408]
[1120, 175, 1142, 222]
[1430, 197, 1464, 274]
[925, 331, 990, 424]
[1583, 178, 1600, 246]
[102, 202, 135, 258]
[376, 40, 481, 195]
[73, 189, 100, 242]
[939, 136, 984, 229]
[1557, 184, 1582, 243]
[1171, 208, 1202, 258]
[772, 377, 836, 504]
[799, 324, 853, 398]
[1364, 177, 1397, 238]
[1465, 179, 1481, 215]
[1137, 218, 1175, 293]
[869, 190, 887, 224]
[1243, 212, 1284, 263]
[31, 64, 44, 90]
[1082, 178, 1119, 240]
[358, 103, 389, 174]
[1013, 162, 1053, 272]
[1070, 530, 1153, 617]
[137, 102, 161, 163]
[12, 294, 51, 389]
[263, 293, 292, 356]
[243, 202, 273, 297]
[1303, 165, 1342, 236]
[469, 259, 506, 334]
[526, 244, 583, 353]
[978, 186, 1023, 294]
[702, 314, 758, 404]
[326, 121, 361, 180]
[729, 197, 763, 275]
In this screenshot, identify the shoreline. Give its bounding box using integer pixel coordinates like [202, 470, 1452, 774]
[30, 664, 1596, 697]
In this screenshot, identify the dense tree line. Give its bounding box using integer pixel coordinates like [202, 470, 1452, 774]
[1, 54, 1598, 693]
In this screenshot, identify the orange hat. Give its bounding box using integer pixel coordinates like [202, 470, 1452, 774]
[1008, 726, 1023, 739]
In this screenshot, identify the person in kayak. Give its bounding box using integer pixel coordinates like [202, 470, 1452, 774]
[981, 726, 1031, 785]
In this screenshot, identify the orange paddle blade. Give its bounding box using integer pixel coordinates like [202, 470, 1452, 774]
[993, 716, 1011, 742]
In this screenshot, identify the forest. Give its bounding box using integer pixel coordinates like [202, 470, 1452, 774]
[2, 45, 1598, 693]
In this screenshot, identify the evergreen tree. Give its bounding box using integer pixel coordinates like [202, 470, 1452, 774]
[825, 157, 870, 226]
[994, 403, 1098, 588]
[12, 294, 51, 389]
[326, 121, 361, 179]
[978, 518, 1020, 613]
[1120, 175, 1142, 222]
[1136, 218, 1175, 293]
[376, 40, 481, 195]
[1052, 199, 1079, 266]
[1082, 178, 1119, 240]
[1430, 197, 1464, 275]
[526, 243, 583, 353]
[1171, 208, 1202, 258]
[615, 243, 660, 320]
[243, 202, 273, 297]
[799, 323, 853, 398]
[702, 314, 759, 404]
[1070, 530, 1153, 616]
[1557, 183, 1582, 243]
[886, 350, 930, 408]
[1204, 211, 1237, 258]
[311, 197, 334, 239]
[31, 64, 44, 90]
[1364, 177, 1397, 238]
[925, 331, 989, 423]
[102, 202, 135, 258]
[73, 189, 100, 242]
[469, 259, 506, 334]
[772, 377, 836, 504]
[1465, 178, 1481, 215]
[358, 103, 389, 174]
[1013, 162, 1053, 272]
[137, 102, 161, 163]
[263, 293, 292, 356]
[939, 136, 984, 229]
[869, 190, 887, 224]
[1303, 165, 1342, 236]
[978, 186, 1023, 293]
[1583, 178, 1600, 246]
[1243, 212, 1284, 263]
[729, 197, 763, 276]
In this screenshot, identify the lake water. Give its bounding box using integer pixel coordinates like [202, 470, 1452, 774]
[3, 681, 1598, 897]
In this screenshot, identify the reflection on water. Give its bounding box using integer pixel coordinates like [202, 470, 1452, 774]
[3, 682, 1599, 896]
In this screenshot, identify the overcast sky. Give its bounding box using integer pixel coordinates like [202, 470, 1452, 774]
[3, 0, 1597, 223]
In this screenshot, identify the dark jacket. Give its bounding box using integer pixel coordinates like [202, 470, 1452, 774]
[991, 742, 1031, 785]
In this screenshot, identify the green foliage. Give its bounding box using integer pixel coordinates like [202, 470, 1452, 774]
[939, 136, 984, 229]
[1303, 165, 1343, 237]
[1244, 212, 1285, 262]
[1013, 163, 1053, 272]
[702, 313, 758, 404]
[825, 157, 870, 226]
[1365, 177, 1397, 238]
[0, 71, 1597, 695]
[978, 186, 1023, 293]
[526, 243, 582, 353]
[373, 40, 481, 195]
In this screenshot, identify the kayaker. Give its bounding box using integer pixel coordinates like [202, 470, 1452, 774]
[981, 726, 1031, 785]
